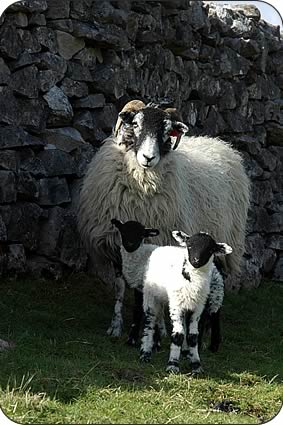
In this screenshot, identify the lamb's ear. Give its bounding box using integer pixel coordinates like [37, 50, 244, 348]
[172, 230, 189, 247]
[144, 228, 159, 238]
[111, 218, 123, 229]
[118, 111, 136, 124]
[215, 243, 233, 256]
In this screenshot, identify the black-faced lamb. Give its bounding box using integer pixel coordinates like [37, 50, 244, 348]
[78, 102, 250, 341]
[111, 218, 232, 374]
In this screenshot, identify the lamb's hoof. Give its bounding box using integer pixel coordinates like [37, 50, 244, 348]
[139, 352, 151, 363]
[191, 365, 204, 375]
[106, 319, 123, 337]
[166, 364, 180, 374]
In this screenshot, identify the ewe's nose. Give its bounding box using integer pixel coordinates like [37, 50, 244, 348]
[143, 154, 155, 163]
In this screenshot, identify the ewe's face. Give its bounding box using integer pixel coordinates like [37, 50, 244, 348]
[119, 107, 188, 169]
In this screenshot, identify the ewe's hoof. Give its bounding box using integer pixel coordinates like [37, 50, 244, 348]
[139, 352, 151, 363]
[166, 364, 180, 374]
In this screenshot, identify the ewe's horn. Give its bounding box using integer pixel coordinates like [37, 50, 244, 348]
[114, 100, 145, 137]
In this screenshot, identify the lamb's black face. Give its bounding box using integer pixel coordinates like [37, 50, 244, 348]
[119, 107, 188, 169]
[172, 231, 232, 269]
[111, 219, 159, 252]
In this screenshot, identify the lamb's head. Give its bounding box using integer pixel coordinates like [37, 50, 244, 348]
[118, 106, 188, 169]
[111, 219, 159, 252]
[172, 231, 232, 269]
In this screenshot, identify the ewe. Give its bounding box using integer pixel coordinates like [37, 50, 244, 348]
[112, 218, 232, 374]
[78, 102, 250, 342]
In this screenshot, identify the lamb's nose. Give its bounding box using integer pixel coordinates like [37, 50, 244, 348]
[143, 154, 155, 163]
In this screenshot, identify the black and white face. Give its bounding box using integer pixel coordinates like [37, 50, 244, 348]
[118, 107, 188, 169]
[111, 219, 159, 252]
[172, 231, 233, 269]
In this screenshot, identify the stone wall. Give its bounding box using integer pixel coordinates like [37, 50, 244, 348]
[0, 0, 282, 287]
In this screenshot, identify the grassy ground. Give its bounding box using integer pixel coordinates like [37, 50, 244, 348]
[0, 274, 282, 424]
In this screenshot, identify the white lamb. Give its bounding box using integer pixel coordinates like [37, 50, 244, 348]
[111, 218, 232, 374]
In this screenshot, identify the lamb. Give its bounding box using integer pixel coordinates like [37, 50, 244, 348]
[111, 218, 232, 374]
[78, 102, 250, 341]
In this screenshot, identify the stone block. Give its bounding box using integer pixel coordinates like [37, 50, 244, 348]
[56, 31, 85, 60]
[0, 215, 7, 241]
[272, 255, 283, 282]
[17, 171, 39, 201]
[0, 151, 17, 171]
[43, 86, 73, 126]
[0, 58, 11, 85]
[38, 177, 70, 206]
[60, 78, 88, 98]
[38, 150, 77, 177]
[6, 244, 26, 274]
[42, 127, 86, 153]
[46, 0, 70, 19]
[0, 171, 16, 203]
[74, 94, 106, 109]
[11, 65, 38, 98]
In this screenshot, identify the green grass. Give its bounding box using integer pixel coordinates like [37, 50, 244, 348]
[0, 274, 282, 424]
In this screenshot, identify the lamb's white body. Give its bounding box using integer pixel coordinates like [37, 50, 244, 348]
[120, 242, 214, 373]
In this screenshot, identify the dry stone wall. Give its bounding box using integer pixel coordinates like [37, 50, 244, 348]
[0, 0, 282, 287]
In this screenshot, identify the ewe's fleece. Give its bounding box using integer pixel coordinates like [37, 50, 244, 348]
[78, 135, 250, 282]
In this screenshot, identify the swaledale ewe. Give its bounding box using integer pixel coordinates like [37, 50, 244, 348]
[78, 102, 250, 342]
[111, 218, 232, 374]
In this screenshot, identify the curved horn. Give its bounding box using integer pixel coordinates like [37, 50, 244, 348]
[114, 100, 145, 137]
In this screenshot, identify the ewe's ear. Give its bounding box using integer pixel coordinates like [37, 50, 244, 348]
[172, 230, 189, 247]
[170, 121, 189, 150]
[215, 243, 233, 256]
[111, 218, 123, 229]
[144, 228, 159, 238]
[118, 111, 136, 124]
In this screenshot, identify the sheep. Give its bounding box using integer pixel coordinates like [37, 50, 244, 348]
[77, 102, 250, 341]
[111, 218, 232, 374]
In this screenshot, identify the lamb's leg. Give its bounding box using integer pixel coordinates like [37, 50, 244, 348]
[186, 305, 205, 374]
[140, 306, 157, 362]
[107, 269, 126, 337]
[127, 289, 143, 346]
[166, 308, 184, 373]
[209, 309, 221, 352]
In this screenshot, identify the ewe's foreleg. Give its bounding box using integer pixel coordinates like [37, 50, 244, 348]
[166, 306, 184, 373]
[107, 268, 125, 337]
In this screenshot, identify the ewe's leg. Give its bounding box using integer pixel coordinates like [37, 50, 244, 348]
[166, 307, 184, 373]
[186, 305, 204, 374]
[209, 310, 221, 352]
[127, 289, 144, 346]
[140, 306, 157, 362]
[107, 269, 125, 337]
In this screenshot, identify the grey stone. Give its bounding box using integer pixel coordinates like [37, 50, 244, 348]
[266, 123, 283, 146]
[38, 177, 70, 206]
[74, 94, 106, 109]
[0, 215, 7, 241]
[38, 150, 77, 177]
[266, 235, 283, 251]
[60, 78, 88, 98]
[6, 244, 26, 274]
[43, 86, 73, 126]
[56, 31, 85, 60]
[20, 156, 46, 177]
[11, 65, 38, 98]
[0, 151, 17, 171]
[0, 203, 44, 251]
[0, 26, 22, 59]
[38, 207, 65, 257]
[73, 111, 95, 142]
[46, 0, 70, 19]
[8, 12, 29, 28]
[272, 255, 283, 282]
[17, 171, 39, 201]
[26, 255, 63, 280]
[92, 104, 118, 132]
[0, 127, 45, 150]
[10, 51, 40, 71]
[9, 0, 48, 13]
[262, 248, 277, 275]
[47, 19, 73, 33]
[0, 88, 20, 125]
[29, 13, 46, 26]
[265, 101, 281, 123]
[251, 181, 273, 206]
[0, 171, 16, 203]
[256, 149, 278, 172]
[35, 52, 67, 76]
[72, 20, 130, 51]
[67, 62, 93, 82]
[73, 144, 96, 178]
[17, 98, 47, 131]
[73, 47, 98, 68]
[32, 27, 58, 54]
[38, 69, 64, 92]
[17, 29, 41, 54]
[0, 58, 11, 85]
[268, 213, 283, 233]
[42, 127, 86, 153]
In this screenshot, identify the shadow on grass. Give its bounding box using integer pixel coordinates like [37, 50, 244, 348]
[0, 274, 282, 404]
